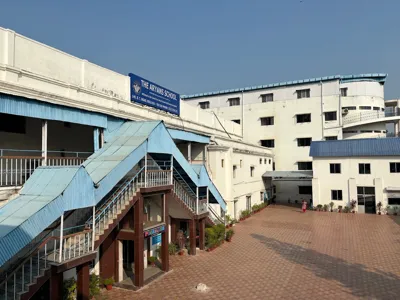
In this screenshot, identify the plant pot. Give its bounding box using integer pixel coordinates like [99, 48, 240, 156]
[352, 211, 355, 214]
[178, 251, 184, 256]
[226, 238, 232, 242]
[394, 213, 398, 216]
[378, 212, 381, 215]
[106, 284, 112, 291]
[229, 224, 233, 228]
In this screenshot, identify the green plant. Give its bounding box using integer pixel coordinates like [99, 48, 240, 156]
[323, 204, 329, 212]
[148, 256, 157, 265]
[343, 206, 351, 213]
[103, 277, 115, 286]
[225, 229, 234, 241]
[386, 205, 391, 215]
[376, 202, 383, 215]
[89, 274, 101, 299]
[154, 246, 161, 258]
[317, 204, 323, 211]
[252, 204, 260, 212]
[206, 224, 225, 249]
[168, 242, 177, 255]
[393, 206, 398, 216]
[63, 278, 76, 300]
[329, 202, 335, 212]
[225, 214, 233, 224]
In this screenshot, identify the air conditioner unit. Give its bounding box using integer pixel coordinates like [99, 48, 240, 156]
[342, 108, 349, 115]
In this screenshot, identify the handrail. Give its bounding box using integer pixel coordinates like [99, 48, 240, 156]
[208, 204, 224, 224]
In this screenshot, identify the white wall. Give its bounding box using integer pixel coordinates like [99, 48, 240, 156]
[312, 156, 400, 212]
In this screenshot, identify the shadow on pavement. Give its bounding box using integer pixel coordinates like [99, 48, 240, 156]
[251, 234, 400, 300]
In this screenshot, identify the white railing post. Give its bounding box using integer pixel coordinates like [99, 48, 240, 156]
[41, 120, 48, 166]
[144, 156, 148, 188]
[170, 155, 173, 184]
[92, 206, 95, 251]
[206, 187, 209, 209]
[59, 213, 64, 263]
[196, 187, 199, 215]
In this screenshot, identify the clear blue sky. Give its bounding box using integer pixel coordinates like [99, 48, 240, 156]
[1, 0, 399, 98]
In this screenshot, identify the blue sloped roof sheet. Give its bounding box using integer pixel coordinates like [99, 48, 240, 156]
[310, 138, 400, 157]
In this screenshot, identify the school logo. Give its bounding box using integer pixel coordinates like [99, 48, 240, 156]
[133, 80, 141, 95]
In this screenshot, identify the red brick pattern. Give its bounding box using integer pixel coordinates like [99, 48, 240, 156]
[101, 206, 400, 299]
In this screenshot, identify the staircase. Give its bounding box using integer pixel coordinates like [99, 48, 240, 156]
[207, 204, 224, 225]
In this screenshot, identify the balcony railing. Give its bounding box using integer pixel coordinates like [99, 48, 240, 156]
[0, 149, 91, 187]
[342, 109, 400, 126]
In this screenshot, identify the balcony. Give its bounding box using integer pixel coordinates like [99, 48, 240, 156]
[342, 108, 400, 127]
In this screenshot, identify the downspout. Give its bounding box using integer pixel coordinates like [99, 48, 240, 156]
[338, 80, 342, 128]
[241, 91, 244, 139]
[320, 81, 324, 140]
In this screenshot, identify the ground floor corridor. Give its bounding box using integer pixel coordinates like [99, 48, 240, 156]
[101, 205, 400, 299]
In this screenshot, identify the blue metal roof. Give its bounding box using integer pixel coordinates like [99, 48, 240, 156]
[310, 138, 400, 157]
[181, 73, 387, 99]
[168, 128, 210, 144]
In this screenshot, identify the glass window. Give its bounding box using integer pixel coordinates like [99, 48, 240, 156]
[373, 107, 380, 111]
[359, 106, 372, 110]
[0, 113, 26, 134]
[330, 163, 341, 174]
[325, 111, 337, 121]
[233, 165, 237, 178]
[221, 159, 224, 168]
[342, 106, 356, 110]
[261, 139, 274, 148]
[250, 166, 255, 177]
[331, 190, 343, 200]
[259, 158, 262, 165]
[325, 136, 337, 140]
[296, 89, 311, 99]
[359, 163, 371, 174]
[340, 88, 348, 97]
[228, 97, 240, 106]
[390, 162, 400, 173]
[199, 101, 210, 109]
[261, 93, 274, 102]
[232, 119, 241, 124]
[296, 114, 311, 123]
[298, 162, 313, 170]
[297, 138, 312, 147]
[260, 117, 274, 126]
[388, 198, 400, 205]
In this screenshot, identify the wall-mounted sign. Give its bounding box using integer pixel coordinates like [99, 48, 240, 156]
[152, 234, 162, 245]
[129, 73, 180, 116]
[144, 224, 165, 238]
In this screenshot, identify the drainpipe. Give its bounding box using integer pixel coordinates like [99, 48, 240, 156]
[241, 91, 244, 139]
[320, 81, 324, 140]
[338, 81, 342, 128]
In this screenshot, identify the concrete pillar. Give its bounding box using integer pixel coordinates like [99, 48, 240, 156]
[99, 230, 118, 280]
[49, 267, 63, 300]
[348, 178, 358, 210]
[187, 142, 192, 163]
[41, 120, 48, 166]
[77, 262, 90, 300]
[311, 178, 320, 207]
[161, 193, 170, 272]
[170, 217, 176, 243]
[134, 195, 144, 287]
[203, 145, 206, 164]
[199, 218, 205, 250]
[93, 128, 100, 152]
[189, 218, 196, 255]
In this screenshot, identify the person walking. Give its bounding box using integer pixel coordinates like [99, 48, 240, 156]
[301, 199, 307, 213]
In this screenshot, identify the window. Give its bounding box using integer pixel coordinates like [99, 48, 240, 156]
[221, 159, 224, 168]
[373, 107, 380, 111]
[342, 106, 356, 110]
[298, 162, 312, 171]
[273, 162, 276, 171]
[233, 165, 237, 178]
[261, 93, 274, 102]
[246, 196, 252, 211]
[357, 186, 375, 205]
[360, 130, 373, 133]
[264, 158, 267, 164]
[381, 108, 385, 112]
[325, 136, 337, 140]
[296, 89, 310, 99]
[199, 101, 210, 109]
[359, 106, 371, 110]
[228, 97, 240, 106]
[250, 166, 255, 177]
[0, 113, 26, 134]
[260, 117, 274, 126]
[296, 113, 311, 123]
[331, 190, 343, 200]
[388, 198, 400, 205]
[340, 88, 348, 97]
[299, 186, 312, 195]
[240, 160, 243, 168]
[260, 192, 264, 202]
[260, 139, 274, 148]
[359, 163, 371, 174]
[273, 185, 276, 194]
[324, 111, 337, 121]
[297, 138, 312, 147]
[390, 162, 400, 173]
[330, 163, 341, 174]
[259, 158, 262, 165]
[269, 159, 271, 164]
[343, 130, 357, 134]
[232, 119, 241, 124]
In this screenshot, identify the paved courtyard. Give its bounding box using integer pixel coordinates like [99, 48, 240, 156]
[102, 205, 400, 299]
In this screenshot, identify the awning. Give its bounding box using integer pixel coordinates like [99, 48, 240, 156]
[262, 171, 313, 179]
[386, 187, 400, 192]
[168, 128, 210, 144]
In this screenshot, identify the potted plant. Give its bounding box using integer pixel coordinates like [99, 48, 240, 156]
[350, 200, 357, 213]
[393, 206, 398, 216]
[329, 202, 334, 212]
[338, 205, 343, 213]
[317, 204, 323, 212]
[343, 206, 350, 213]
[386, 205, 391, 215]
[103, 277, 114, 291]
[376, 202, 383, 215]
[225, 229, 234, 242]
[63, 278, 76, 300]
[168, 243, 177, 255]
[89, 274, 101, 299]
[148, 256, 157, 266]
[323, 204, 329, 212]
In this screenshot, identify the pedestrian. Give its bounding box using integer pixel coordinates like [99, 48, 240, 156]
[302, 199, 307, 213]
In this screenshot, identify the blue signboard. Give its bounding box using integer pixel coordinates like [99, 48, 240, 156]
[152, 234, 162, 246]
[129, 73, 180, 116]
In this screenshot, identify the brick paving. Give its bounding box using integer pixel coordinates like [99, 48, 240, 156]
[100, 205, 400, 299]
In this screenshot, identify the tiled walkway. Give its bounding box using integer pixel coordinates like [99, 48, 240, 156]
[101, 205, 400, 299]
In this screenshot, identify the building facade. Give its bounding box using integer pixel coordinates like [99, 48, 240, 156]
[182, 74, 400, 204]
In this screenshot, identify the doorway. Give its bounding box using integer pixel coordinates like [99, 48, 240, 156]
[122, 240, 134, 280]
[357, 187, 376, 214]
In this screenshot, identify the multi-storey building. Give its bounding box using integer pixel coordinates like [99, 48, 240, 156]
[182, 74, 400, 204]
[0, 27, 272, 298]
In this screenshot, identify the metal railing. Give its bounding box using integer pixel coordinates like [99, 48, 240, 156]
[145, 170, 172, 187]
[198, 197, 208, 214]
[0, 149, 91, 187]
[173, 179, 197, 212]
[208, 204, 224, 224]
[0, 229, 93, 300]
[342, 109, 400, 126]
